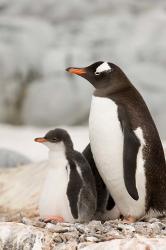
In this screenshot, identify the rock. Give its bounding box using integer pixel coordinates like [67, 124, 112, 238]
[0, 222, 53, 249]
[52, 233, 63, 243]
[0, 211, 23, 223]
[147, 217, 160, 223]
[86, 220, 104, 233]
[46, 223, 70, 233]
[75, 220, 104, 236]
[21, 217, 46, 228]
[0, 17, 53, 124]
[0, 161, 47, 212]
[0, 2, 165, 136]
[0, 148, 31, 167]
[1, 156, 166, 249]
[79, 242, 94, 249]
[62, 231, 79, 242]
[156, 222, 166, 231]
[1, 220, 166, 249]
[0, 80, 22, 124]
[21, 77, 92, 126]
[79, 234, 86, 243]
[150, 223, 161, 235]
[85, 236, 99, 243]
[75, 223, 86, 234]
[80, 237, 166, 250]
[52, 242, 77, 250]
[117, 223, 135, 235]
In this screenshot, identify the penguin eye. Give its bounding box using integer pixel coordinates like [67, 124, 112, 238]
[95, 71, 100, 76]
[52, 138, 58, 142]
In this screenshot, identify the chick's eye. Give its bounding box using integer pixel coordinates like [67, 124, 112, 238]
[95, 71, 100, 76]
[52, 138, 57, 142]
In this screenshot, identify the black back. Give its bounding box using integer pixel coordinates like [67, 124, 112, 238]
[66, 149, 97, 220]
[104, 86, 166, 212]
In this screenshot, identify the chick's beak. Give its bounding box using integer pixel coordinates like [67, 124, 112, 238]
[66, 67, 86, 76]
[34, 137, 48, 143]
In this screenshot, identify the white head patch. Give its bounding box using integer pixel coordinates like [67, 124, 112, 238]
[95, 62, 111, 74]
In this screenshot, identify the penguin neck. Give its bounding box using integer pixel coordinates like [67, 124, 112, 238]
[48, 144, 74, 165]
[48, 144, 67, 165]
[94, 84, 131, 98]
[93, 74, 132, 98]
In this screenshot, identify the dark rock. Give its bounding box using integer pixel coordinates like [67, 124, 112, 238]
[0, 149, 31, 167]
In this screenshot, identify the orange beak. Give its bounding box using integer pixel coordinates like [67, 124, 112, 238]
[66, 67, 86, 75]
[34, 137, 48, 143]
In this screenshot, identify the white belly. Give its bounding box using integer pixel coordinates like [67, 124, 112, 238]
[89, 96, 146, 218]
[39, 157, 74, 222]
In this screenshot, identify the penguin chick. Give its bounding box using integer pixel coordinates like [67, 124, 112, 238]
[34, 128, 97, 223]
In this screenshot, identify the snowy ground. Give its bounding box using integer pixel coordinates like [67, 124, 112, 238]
[0, 124, 165, 163]
[0, 124, 89, 162]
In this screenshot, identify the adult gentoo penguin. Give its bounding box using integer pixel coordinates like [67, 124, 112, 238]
[34, 128, 96, 223]
[66, 61, 166, 222]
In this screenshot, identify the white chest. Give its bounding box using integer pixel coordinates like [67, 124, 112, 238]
[89, 96, 146, 218]
[89, 96, 124, 183]
[39, 152, 74, 222]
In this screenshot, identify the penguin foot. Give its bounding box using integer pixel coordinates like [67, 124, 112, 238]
[43, 216, 64, 223]
[123, 215, 137, 224]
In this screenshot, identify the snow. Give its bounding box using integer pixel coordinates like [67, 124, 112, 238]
[0, 124, 89, 162]
[0, 124, 165, 164]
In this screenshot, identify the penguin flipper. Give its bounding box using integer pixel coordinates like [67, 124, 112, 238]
[67, 160, 83, 220]
[118, 106, 140, 200]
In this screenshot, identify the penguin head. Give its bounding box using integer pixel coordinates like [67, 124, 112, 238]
[34, 128, 73, 152]
[66, 61, 130, 92]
